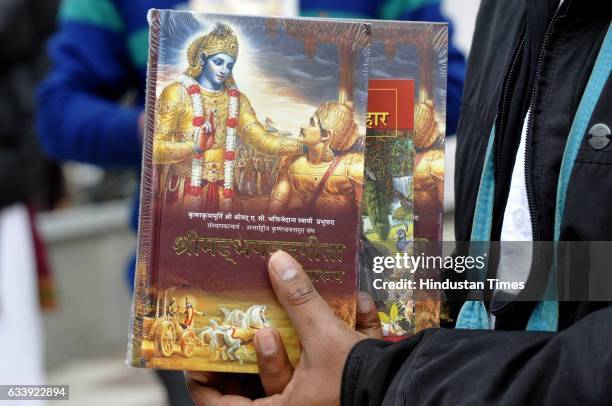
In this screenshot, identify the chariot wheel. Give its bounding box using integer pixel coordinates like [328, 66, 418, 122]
[155, 320, 176, 357]
[180, 330, 197, 358]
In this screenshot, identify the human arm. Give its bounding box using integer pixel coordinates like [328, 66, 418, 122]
[238, 94, 303, 157]
[188, 250, 612, 405]
[151, 83, 197, 164]
[267, 156, 293, 213]
[187, 250, 386, 405]
[343, 305, 612, 405]
[36, 2, 141, 167]
[187, 251, 383, 403]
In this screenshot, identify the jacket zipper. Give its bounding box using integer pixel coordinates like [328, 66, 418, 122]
[494, 34, 526, 225]
[492, 7, 566, 319]
[486, 32, 526, 312]
[524, 6, 564, 242]
[490, 8, 564, 317]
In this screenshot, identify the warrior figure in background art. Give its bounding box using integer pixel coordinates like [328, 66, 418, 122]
[180, 296, 206, 329]
[268, 101, 364, 216]
[152, 23, 302, 212]
[413, 99, 444, 241]
[166, 296, 178, 317]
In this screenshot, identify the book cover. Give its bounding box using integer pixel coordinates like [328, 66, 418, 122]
[360, 21, 447, 339]
[127, 10, 370, 373]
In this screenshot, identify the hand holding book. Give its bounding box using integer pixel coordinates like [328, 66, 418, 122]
[186, 250, 383, 404]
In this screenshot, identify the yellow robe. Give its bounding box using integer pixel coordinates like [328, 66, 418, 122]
[269, 152, 364, 216]
[152, 82, 301, 207]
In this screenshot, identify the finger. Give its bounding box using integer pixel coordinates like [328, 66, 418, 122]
[189, 387, 253, 406]
[355, 292, 383, 339]
[267, 250, 340, 345]
[188, 371, 212, 385]
[187, 373, 256, 406]
[186, 379, 220, 405]
[186, 371, 264, 398]
[254, 328, 293, 395]
[253, 395, 284, 406]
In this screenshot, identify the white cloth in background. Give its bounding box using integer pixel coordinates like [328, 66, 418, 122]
[0, 204, 45, 405]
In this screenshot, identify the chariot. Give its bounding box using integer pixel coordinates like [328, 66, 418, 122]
[145, 288, 200, 358]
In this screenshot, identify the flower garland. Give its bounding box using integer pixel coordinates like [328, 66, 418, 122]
[178, 74, 239, 198]
[224, 88, 240, 198]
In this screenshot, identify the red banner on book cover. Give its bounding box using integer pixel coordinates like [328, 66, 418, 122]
[367, 79, 414, 131]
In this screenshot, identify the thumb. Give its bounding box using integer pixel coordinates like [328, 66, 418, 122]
[355, 292, 383, 339]
[254, 328, 293, 395]
[267, 250, 340, 346]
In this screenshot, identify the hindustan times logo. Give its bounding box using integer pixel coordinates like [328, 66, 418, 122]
[372, 252, 487, 274]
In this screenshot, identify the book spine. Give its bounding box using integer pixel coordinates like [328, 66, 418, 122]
[127, 8, 162, 368]
[414, 24, 447, 333]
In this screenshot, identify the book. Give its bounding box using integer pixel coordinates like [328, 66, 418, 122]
[127, 9, 371, 373]
[360, 21, 447, 339]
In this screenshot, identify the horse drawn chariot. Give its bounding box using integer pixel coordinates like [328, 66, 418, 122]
[144, 288, 200, 358]
[143, 287, 270, 363]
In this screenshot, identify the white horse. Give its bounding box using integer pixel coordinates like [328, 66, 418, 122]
[241, 305, 269, 329]
[197, 320, 231, 360]
[197, 320, 227, 347]
[217, 307, 231, 322]
[226, 309, 245, 327]
[218, 305, 269, 363]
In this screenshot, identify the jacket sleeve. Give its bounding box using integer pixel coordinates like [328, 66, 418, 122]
[342, 306, 612, 405]
[36, 0, 141, 167]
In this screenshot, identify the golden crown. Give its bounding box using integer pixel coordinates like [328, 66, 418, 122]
[185, 23, 239, 78]
[315, 101, 358, 152]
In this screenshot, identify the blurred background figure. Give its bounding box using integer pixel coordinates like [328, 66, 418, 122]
[0, 0, 61, 398]
[32, 0, 471, 405]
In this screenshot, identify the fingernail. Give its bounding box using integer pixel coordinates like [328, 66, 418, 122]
[186, 371, 208, 384]
[269, 251, 298, 281]
[357, 292, 372, 314]
[256, 329, 277, 356]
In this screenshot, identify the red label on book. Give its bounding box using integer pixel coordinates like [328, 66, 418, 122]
[367, 79, 414, 132]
